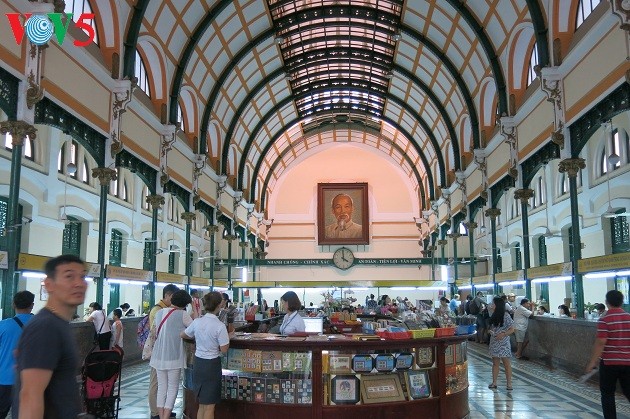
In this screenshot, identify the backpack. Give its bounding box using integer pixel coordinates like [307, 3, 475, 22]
[136, 305, 159, 349]
[468, 299, 480, 315]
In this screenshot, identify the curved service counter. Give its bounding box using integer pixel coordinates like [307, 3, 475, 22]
[182, 332, 471, 419]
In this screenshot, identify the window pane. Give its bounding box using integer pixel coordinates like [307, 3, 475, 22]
[4, 133, 12, 149]
[82, 158, 88, 183]
[527, 43, 539, 86]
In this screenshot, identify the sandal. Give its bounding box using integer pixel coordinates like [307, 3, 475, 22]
[488, 384, 497, 389]
[506, 386, 513, 391]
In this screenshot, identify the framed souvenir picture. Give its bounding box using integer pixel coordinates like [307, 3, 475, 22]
[455, 342, 465, 364]
[330, 375, 361, 405]
[375, 353, 395, 372]
[352, 354, 374, 373]
[445, 344, 455, 365]
[317, 182, 369, 245]
[329, 354, 353, 373]
[360, 374, 405, 404]
[405, 370, 431, 399]
[395, 353, 414, 370]
[416, 346, 434, 369]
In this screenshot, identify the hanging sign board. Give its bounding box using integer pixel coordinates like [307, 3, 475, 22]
[106, 265, 153, 282]
[578, 253, 630, 274]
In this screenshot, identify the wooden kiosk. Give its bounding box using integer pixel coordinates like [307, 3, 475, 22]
[182, 332, 470, 419]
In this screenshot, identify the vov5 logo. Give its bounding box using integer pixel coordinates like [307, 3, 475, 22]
[6, 13, 95, 47]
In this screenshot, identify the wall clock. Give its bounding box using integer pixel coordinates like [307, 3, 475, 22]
[332, 247, 355, 270]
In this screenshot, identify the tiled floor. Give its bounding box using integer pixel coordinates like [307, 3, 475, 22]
[114, 342, 630, 418]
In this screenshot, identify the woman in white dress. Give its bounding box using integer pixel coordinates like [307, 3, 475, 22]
[86, 301, 112, 350]
[149, 290, 193, 419]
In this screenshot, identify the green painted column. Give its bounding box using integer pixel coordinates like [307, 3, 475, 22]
[92, 167, 117, 306]
[464, 221, 478, 294]
[486, 208, 501, 295]
[227, 238, 234, 302]
[147, 194, 165, 306]
[207, 225, 218, 290]
[559, 158, 586, 318]
[450, 233, 460, 297]
[515, 189, 535, 299]
[0, 121, 37, 319]
[182, 212, 196, 291]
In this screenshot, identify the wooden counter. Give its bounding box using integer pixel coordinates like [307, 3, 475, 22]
[182, 333, 471, 419]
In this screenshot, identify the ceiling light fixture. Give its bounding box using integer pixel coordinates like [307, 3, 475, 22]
[392, 32, 402, 42]
[274, 36, 284, 45]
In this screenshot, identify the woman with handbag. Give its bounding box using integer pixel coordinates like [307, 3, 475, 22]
[149, 290, 193, 419]
[86, 302, 111, 350]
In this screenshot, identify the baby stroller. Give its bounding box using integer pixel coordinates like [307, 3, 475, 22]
[81, 348, 123, 418]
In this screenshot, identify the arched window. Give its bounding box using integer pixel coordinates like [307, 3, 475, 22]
[58, 144, 64, 173]
[109, 229, 123, 266]
[496, 254, 503, 273]
[110, 168, 119, 196]
[559, 173, 569, 196]
[168, 196, 174, 221]
[576, 0, 601, 30]
[81, 157, 89, 184]
[177, 103, 185, 132]
[69, 140, 78, 177]
[533, 176, 546, 208]
[5, 133, 35, 161]
[64, 0, 99, 45]
[511, 195, 521, 219]
[142, 186, 150, 210]
[527, 43, 539, 86]
[135, 50, 151, 97]
[601, 128, 624, 176]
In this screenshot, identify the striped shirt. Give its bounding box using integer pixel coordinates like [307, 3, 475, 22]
[597, 308, 630, 365]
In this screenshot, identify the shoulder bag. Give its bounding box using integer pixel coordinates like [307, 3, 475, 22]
[141, 308, 176, 360]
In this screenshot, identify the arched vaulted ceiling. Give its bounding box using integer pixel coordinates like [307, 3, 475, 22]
[122, 0, 549, 211]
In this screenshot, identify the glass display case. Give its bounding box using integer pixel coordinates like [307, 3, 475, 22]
[183, 333, 470, 419]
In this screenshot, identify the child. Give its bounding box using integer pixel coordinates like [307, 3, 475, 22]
[111, 308, 124, 351]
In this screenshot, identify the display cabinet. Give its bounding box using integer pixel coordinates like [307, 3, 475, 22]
[182, 333, 470, 419]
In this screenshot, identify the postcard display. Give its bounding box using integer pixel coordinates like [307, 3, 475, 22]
[222, 348, 313, 404]
[183, 334, 471, 419]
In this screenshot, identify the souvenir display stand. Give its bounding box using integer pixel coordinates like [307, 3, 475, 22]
[182, 333, 470, 419]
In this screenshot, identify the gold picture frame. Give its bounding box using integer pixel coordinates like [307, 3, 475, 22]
[317, 182, 369, 245]
[360, 374, 406, 404]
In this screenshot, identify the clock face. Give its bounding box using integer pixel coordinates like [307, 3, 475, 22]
[333, 247, 355, 270]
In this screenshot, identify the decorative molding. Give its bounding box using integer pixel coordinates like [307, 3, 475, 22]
[514, 188, 535, 203]
[181, 211, 196, 225]
[146, 194, 165, 210]
[569, 83, 630, 157]
[463, 221, 477, 230]
[500, 117, 519, 179]
[437, 239, 448, 246]
[91, 167, 117, 186]
[473, 148, 489, 203]
[485, 207, 501, 219]
[610, 0, 630, 31]
[109, 80, 135, 157]
[539, 67, 566, 149]
[204, 225, 220, 233]
[115, 149, 157, 194]
[25, 47, 45, 110]
[558, 158, 586, 178]
[0, 120, 37, 146]
[34, 98, 106, 166]
[192, 154, 206, 205]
